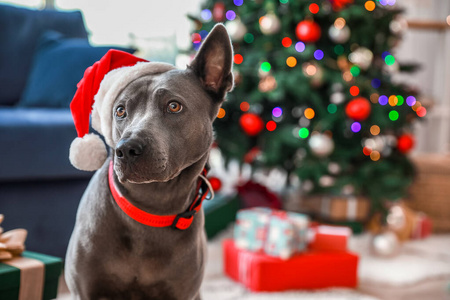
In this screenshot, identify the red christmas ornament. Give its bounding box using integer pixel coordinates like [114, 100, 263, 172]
[208, 177, 222, 191]
[239, 113, 264, 136]
[295, 20, 322, 43]
[329, 0, 354, 11]
[345, 97, 371, 121]
[397, 134, 415, 154]
[213, 2, 226, 22]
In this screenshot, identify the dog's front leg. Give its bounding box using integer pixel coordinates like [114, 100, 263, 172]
[193, 292, 202, 300]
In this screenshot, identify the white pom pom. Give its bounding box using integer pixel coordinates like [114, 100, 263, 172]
[69, 133, 108, 171]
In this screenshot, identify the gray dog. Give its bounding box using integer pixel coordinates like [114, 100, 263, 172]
[65, 24, 233, 300]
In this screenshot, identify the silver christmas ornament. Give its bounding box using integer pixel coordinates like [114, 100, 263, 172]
[225, 19, 247, 41]
[308, 134, 335, 157]
[330, 92, 345, 104]
[348, 47, 373, 70]
[363, 136, 386, 152]
[299, 117, 310, 127]
[328, 162, 341, 175]
[371, 231, 400, 257]
[328, 25, 351, 44]
[259, 13, 281, 35]
[319, 175, 335, 187]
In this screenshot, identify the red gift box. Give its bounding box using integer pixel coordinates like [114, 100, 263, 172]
[223, 239, 358, 291]
[308, 225, 351, 252]
[411, 213, 432, 239]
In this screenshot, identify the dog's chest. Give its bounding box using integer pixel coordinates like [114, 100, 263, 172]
[96, 233, 177, 297]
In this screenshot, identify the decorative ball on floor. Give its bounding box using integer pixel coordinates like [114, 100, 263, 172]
[370, 231, 400, 257]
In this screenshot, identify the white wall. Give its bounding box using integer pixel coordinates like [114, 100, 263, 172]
[55, 0, 203, 50]
[394, 0, 450, 153]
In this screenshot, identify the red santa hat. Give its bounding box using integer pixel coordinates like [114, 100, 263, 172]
[69, 49, 175, 171]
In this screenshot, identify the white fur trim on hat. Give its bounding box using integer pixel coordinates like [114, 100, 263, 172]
[69, 133, 108, 171]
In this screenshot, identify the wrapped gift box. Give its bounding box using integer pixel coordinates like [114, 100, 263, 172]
[234, 208, 309, 259]
[409, 154, 450, 232]
[0, 251, 62, 300]
[223, 239, 358, 292]
[411, 213, 432, 239]
[316, 196, 370, 222]
[308, 225, 351, 252]
[286, 194, 370, 222]
[234, 207, 272, 252]
[204, 193, 240, 239]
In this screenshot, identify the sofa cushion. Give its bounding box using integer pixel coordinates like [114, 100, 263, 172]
[0, 4, 88, 106]
[0, 108, 96, 181]
[19, 31, 136, 108]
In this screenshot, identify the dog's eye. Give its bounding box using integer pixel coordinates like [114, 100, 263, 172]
[115, 106, 127, 118]
[167, 101, 182, 113]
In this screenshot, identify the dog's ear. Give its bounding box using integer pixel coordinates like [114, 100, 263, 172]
[190, 24, 234, 99]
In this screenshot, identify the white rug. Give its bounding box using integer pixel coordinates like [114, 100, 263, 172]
[349, 233, 450, 285]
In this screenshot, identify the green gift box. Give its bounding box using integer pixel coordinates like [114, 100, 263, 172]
[204, 193, 240, 239]
[0, 251, 62, 300]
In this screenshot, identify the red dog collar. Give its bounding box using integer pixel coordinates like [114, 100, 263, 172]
[108, 161, 213, 230]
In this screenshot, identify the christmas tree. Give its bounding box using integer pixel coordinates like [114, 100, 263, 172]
[189, 0, 423, 213]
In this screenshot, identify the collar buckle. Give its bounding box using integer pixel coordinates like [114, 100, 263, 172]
[171, 210, 197, 230]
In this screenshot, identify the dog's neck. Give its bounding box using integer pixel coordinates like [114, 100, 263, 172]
[112, 154, 209, 216]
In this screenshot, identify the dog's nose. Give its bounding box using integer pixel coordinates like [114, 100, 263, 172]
[115, 138, 144, 160]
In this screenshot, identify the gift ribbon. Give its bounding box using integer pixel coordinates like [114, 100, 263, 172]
[3, 257, 45, 300]
[0, 214, 43, 299]
[346, 196, 357, 220]
[321, 196, 331, 217]
[320, 196, 358, 220]
[238, 251, 254, 286]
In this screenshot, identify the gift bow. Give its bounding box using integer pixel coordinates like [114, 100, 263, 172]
[0, 214, 28, 260]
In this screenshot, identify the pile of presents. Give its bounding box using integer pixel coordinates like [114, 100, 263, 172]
[223, 207, 359, 291]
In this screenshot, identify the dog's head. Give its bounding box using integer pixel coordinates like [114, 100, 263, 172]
[85, 24, 233, 183]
